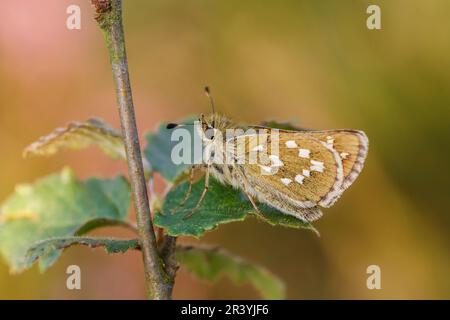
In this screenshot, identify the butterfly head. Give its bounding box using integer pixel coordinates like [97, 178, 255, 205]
[197, 113, 220, 142]
[167, 87, 236, 143]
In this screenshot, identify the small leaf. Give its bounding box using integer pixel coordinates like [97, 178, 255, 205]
[144, 118, 202, 182]
[24, 237, 139, 271]
[154, 177, 315, 238]
[176, 245, 285, 300]
[23, 118, 126, 160]
[75, 218, 136, 236]
[0, 168, 131, 273]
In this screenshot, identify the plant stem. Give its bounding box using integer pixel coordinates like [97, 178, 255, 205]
[158, 235, 178, 296]
[90, 0, 172, 299]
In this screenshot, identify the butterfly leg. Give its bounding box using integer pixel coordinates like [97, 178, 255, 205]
[177, 166, 196, 207]
[235, 168, 270, 222]
[167, 166, 197, 215]
[183, 165, 210, 220]
[242, 190, 270, 223]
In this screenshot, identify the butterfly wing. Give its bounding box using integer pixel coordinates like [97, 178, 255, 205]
[229, 129, 344, 213]
[305, 130, 368, 190]
[255, 122, 369, 191]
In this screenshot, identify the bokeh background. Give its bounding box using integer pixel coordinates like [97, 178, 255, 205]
[1, 0, 449, 299]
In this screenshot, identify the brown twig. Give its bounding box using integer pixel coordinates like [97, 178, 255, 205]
[158, 235, 179, 296]
[90, 0, 172, 299]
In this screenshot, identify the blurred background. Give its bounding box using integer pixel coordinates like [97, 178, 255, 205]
[1, 0, 449, 299]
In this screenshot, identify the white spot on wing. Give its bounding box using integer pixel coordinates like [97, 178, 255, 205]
[259, 165, 272, 174]
[285, 140, 297, 148]
[298, 149, 310, 158]
[310, 160, 325, 172]
[311, 160, 324, 166]
[269, 154, 284, 167]
[295, 174, 305, 184]
[280, 178, 292, 186]
[340, 152, 349, 159]
[302, 169, 310, 177]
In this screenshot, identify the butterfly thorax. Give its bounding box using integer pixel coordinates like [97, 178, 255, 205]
[196, 113, 248, 186]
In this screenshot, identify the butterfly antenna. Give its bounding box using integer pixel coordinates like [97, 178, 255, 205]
[204, 86, 216, 115]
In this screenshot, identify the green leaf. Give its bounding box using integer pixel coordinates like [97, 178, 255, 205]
[23, 118, 126, 160]
[0, 168, 131, 273]
[176, 245, 285, 300]
[24, 237, 139, 271]
[154, 177, 316, 238]
[75, 218, 135, 236]
[144, 118, 202, 182]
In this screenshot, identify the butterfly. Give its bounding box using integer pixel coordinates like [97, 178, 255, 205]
[168, 87, 368, 223]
